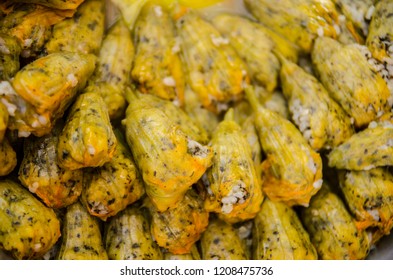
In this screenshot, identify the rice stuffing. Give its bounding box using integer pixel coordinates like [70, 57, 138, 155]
[221, 181, 248, 214]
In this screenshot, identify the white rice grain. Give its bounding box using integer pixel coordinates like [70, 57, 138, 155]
[307, 158, 317, 175]
[368, 121, 378, 129]
[172, 99, 180, 107]
[317, 27, 324, 37]
[313, 179, 323, 189]
[389, 94, 393, 107]
[221, 203, 233, 214]
[154, 6, 163, 17]
[28, 182, 39, 193]
[221, 181, 247, 214]
[163, 76, 176, 87]
[0, 44, 10, 54]
[237, 221, 253, 240]
[67, 73, 78, 87]
[1, 98, 17, 116]
[210, 34, 229, 46]
[87, 144, 96, 156]
[33, 243, 42, 252]
[363, 165, 375, 171]
[23, 39, 33, 48]
[365, 5, 375, 20]
[338, 15, 346, 23]
[38, 115, 48, 126]
[345, 172, 355, 185]
[290, 99, 312, 142]
[333, 24, 341, 35]
[91, 201, 109, 215]
[311, 209, 319, 216]
[216, 101, 229, 112]
[367, 209, 380, 221]
[31, 120, 40, 128]
[187, 138, 210, 158]
[18, 131, 31, 138]
[201, 173, 210, 188]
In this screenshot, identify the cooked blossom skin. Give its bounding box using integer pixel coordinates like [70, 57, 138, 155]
[57, 91, 117, 170]
[244, 0, 339, 53]
[123, 88, 213, 212]
[241, 115, 263, 169]
[104, 206, 163, 260]
[366, 0, 393, 62]
[3, 0, 393, 262]
[253, 198, 317, 260]
[205, 109, 264, 223]
[301, 184, 370, 260]
[44, 0, 105, 55]
[85, 18, 134, 120]
[132, 3, 185, 105]
[0, 33, 21, 80]
[335, 15, 364, 46]
[183, 87, 220, 138]
[333, 0, 374, 36]
[144, 189, 209, 255]
[200, 217, 248, 260]
[18, 121, 83, 209]
[312, 37, 391, 128]
[81, 130, 145, 221]
[338, 168, 393, 242]
[0, 180, 61, 260]
[57, 201, 108, 260]
[0, 138, 16, 177]
[328, 120, 393, 171]
[176, 9, 248, 113]
[131, 93, 209, 144]
[11, 52, 96, 115]
[279, 54, 354, 151]
[1, 52, 95, 137]
[233, 87, 290, 123]
[245, 86, 323, 207]
[212, 14, 280, 92]
[0, 2, 77, 58]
